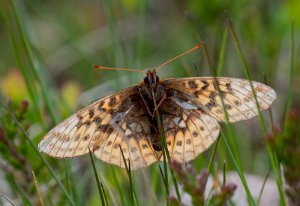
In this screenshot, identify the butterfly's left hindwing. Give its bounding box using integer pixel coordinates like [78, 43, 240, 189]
[38, 85, 158, 170]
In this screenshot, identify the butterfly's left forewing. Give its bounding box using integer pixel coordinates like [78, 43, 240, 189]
[38, 86, 158, 170]
[163, 77, 276, 122]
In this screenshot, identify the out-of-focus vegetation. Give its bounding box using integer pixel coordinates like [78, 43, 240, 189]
[0, 0, 299, 205]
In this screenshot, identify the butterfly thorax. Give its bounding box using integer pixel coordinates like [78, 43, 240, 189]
[139, 69, 166, 152]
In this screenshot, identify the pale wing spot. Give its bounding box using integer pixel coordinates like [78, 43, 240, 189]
[172, 130, 185, 163]
[162, 117, 175, 154]
[110, 136, 123, 166]
[128, 138, 146, 170]
[170, 97, 198, 110]
[136, 124, 142, 133]
[100, 131, 119, 162]
[182, 129, 195, 162]
[138, 137, 157, 165]
[71, 123, 97, 157]
[125, 129, 132, 136]
[178, 120, 186, 128]
[189, 110, 220, 157]
[129, 122, 137, 131]
[107, 129, 123, 163]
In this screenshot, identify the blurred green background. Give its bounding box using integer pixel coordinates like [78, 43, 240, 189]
[0, 0, 299, 205]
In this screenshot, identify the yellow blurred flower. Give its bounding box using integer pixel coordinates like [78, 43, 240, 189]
[1, 69, 29, 102]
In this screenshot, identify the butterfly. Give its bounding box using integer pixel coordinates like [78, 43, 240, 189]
[38, 43, 276, 170]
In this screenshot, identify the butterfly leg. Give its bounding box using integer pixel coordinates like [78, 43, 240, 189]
[152, 93, 167, 116]
[139, 88, 155, 117]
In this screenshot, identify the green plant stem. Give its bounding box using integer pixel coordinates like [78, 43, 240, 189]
[5, 106, 76, 206]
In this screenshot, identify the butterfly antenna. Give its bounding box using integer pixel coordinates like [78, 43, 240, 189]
[93, 65, 144, 73]
[155, 42, 205, 72]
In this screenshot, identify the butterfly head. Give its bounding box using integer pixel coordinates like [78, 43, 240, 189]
[144, 69, 159, 85]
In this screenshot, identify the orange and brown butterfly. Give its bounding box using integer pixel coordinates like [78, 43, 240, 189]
[38, 43, 276, 170]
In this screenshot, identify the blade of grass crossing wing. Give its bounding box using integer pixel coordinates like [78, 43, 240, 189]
[228, 18, 286, 206]
[88, 149, 107, 206]
[156, 110, 169, 198]
[195, 32, 255, 205]
[119, 146, 139, 206]
[197, 32, 243, 167]
[207, 136, 221, 173]
[155, 110, 181, 202]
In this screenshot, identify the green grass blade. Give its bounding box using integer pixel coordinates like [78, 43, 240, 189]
[155, 110, 181, 202]
[222, 160, 226, 187]
[228, 18, 286, 206]
[32, 171, 45, 206]
[11, 1, 59, 124]
[207, 136, 221, 173]
[2, 9, 42, 123]
[4, 105, 76, 206]
[256, 170, 271, 205]
[197, 32, 255, 205]
[110, 168, 126, 206]
[119, 146, 139, 206]
[88, 149, 107, 206]
[284, 20, 295, 125]
[101, 182, 109, 206]
[216, 25, 228, 76]
[221, 133, 256, 206]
